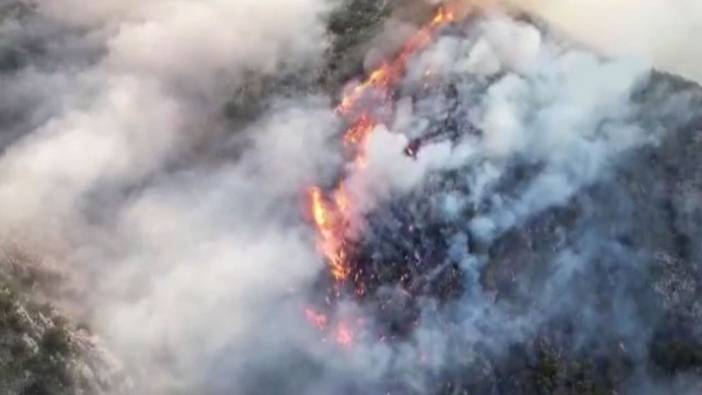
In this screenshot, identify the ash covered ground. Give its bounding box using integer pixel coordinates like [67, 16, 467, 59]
[0, 1, 702, 395]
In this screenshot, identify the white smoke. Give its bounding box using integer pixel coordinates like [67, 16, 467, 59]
[0, 0, 339, 392]
[354, 12, 651, 240]
[304, 8, 676, 393]
[508, 0, 702, 84]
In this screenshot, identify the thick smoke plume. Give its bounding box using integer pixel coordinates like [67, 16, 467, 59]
[508, 0, 702, 84]
[0, 0, 338, 393]
[0, 0, 701, 394]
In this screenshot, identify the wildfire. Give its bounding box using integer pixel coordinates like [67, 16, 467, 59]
[304, 308, 329, 330]
[308, 5, 456, 285]
[304, 307, 360, 349]
[308, 187, 350, 281]
[336, 5, 456, 116]
[343, 114, 377, 147]
[335, 322, 354, 349]
[305, 4, 459, 348]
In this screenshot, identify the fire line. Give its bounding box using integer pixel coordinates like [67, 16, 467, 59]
[305, 4, 458, 349]
[309, 4, 456, 283]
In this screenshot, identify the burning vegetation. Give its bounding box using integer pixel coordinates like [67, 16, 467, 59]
[305, 4, 458, 349]
[2, 1, 702, 394]
[300, 1, 702, 394]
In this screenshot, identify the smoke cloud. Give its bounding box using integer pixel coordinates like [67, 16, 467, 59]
[507, 0, 702, 84]
[1, 0, 701, 394]
[0, 0, 340, 393]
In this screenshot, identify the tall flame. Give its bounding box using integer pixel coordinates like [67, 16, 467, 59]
[308, 5, 457, 286]
[309, 186, 350, 281]
[304, 5, 458, 349]
[337, 6, 457, 116]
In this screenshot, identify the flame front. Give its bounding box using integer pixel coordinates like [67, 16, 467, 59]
[309, 186, 350, 281]
[337, 5, 456, 116]
[308, 5, 456, 285]
[305, 5, 458, 348]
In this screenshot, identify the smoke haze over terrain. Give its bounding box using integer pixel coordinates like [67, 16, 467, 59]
[508, 0, 702, 83]
[1, 0, 339, 392]
[1, 0, 702, 394]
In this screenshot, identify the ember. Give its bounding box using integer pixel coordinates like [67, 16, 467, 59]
[334, 321, 354, 349]
[304, 308, 328, 330]
[336, 5, 457, 116]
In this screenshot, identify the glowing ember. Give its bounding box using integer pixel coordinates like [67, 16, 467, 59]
[335, 321, 354, 349]
[304, 307, 359, 349]
[304, 308, 329, 330]
[308, 6, 456, 286]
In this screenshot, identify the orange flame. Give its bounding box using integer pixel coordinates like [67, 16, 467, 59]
[308, 6, 456, 287]
[304, 307, 359, 349]
[336, 5, 456, 116]
[308, 187, 350, 281]
[343, 114, 377, 147]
